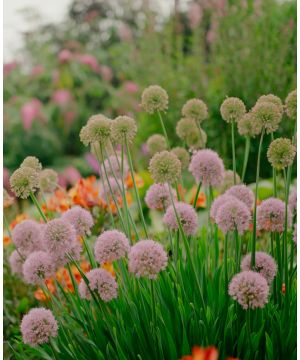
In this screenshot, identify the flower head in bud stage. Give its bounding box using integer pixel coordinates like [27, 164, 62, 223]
[285, 89, 297, 119]
[147, 134, 167, 156]
[39, 169, 58, 193]
[145, 183, 177, 210]
[20, 156, 42, 172]
[23, 251, 54, 285]
[80, 114, 111, 146]
[257, 94, 283, 115]
[10, 166, 39, 199]
[267, 138, 296, 170]
[149, 151, 181, 184]
[237, 112, 261, 138]
[220, 97, 246, 122]
[111, 116, 137, 144]
[141, 85, 168, 113]
[241, 252, 277, 284]
[252, 102, 282, 134]
[181, 98, 208, 123]
[21, 308, 58, 347]
[128, 239, 168, 279]
[171, 147, 190, 170]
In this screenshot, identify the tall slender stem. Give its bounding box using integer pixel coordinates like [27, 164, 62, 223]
[241, 136, 250, 182]
[251, 129, 265, 267]
[29, 192, 48, 223]
[270, 133, 278, 197]
[224, 233, 229, 296]
[231, 121, 236, 185]
[157, 111, 170, 149]
[193, 182, 202, 209]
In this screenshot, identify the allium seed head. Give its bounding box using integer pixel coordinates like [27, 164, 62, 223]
[141, 85, 168, 113]
[94, 230, 130, 264]
[285, 89, 297, 119]
[23, 251, 54, 285]
[128, 239, 168, 279]
[21, 308, 58, 347]
[171, 147, 190, 170]
[10, 166, 39, 199]
[220, 97, 246, 122]
[20, 156, 42, 172]
[145, 183, 176, 210]
[252, 101, 282, 134]
[39, 169, 58, 193]
[176, 117, 198, 142]
[111, 116, 137, 143]
[149, 151, 181, 184]
[267, 138, 296, 170]
[257, 94, 283, 115]
[228, 271, 269, 310]
[12, 220, 43, 255]
[225, 184, 254, 210]
[80, 114, 111, 147]
[147, 134, 167, 156]
[241, 252, 277, 284]
[186, 127, 207, 150]
[257, 197, 291, 233]
[61, 206, 94, 236]
[189, 149, 225, 188]
[79, 268, 118, 302]
[182, 98, 208, 123]
[163, 201, 198, 235]
[237, 113, 261, 138]
[9, 250, 24, 276]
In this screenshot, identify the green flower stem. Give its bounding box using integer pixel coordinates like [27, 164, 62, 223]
[214, 224, 219, 270]
[125, 137, 149, 238]
[3, 212, 12, 238]
[82, 236, 97, 269]
[193, 181, 202, 209]
[241, 136, 250, 182]
[251, 129, 265, 268]
[29, 191, 48, 223]
[270, 133, 277, 197]
[157, 110, 170, 149]
[231, 121, 237, 185]
[275, 232, 282, 304]
[150, 281, 157, 339]
[246, 310, 253, 354]
[234, 228, 240, 272]
[224, 233, 229, 297]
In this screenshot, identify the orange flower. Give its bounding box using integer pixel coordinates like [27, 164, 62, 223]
[125, 172, 144, 189]
[10, 214, 28, 229]
[3, 235, 11, 246]
[281, 283, 286, 294]
[34, 279, 56, 301]
[69, 176, 102, 208]
[181, 346, 218, 360]
[101, 262, 115, 277]
[190, 188, 206, 208]
[177, 183, 186, 200]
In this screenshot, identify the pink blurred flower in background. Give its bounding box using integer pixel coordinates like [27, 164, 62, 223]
[58, 167, 81, 188]
[77, 54, 100, 72]
[118, 23, 132, 42]
[188, 3, 203, 29]
[99, 65, 113, 82]
[3, 61, 18, 77]
[124, 81, 139, 94]
[21, 98, 43, 130]
[31, 64, 44, 77]
[141, 143, 149, 156]
[64, 111, 76, 126]
[52, 89, 72, 107]
[58, 49, 73, 64]
[85, 153, 100, 173]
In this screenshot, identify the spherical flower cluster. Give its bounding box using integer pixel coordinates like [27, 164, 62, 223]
[61, 206, 94, 236]
[241, 252, 277, 284]
[9, 250, 24, 276]
[79, 268, 118, 302]
[94, 230, 130, 264]
[163, 202, 198, 236]
[257, 94, 283, 115]
[252, 102, 282, 134]
[215, 197, 251, 234]
[285, 89, 297, 119]
[210, 194, 237, 222]
[225, 184, 254, 210]
[289, 187, 297, 215]
[186, 128, 207, 150]
[237, 113, 261, 138]
[176, 117, 198, 142]
[23, 251, 54, 285]
[189, 149, 225, 188]
[10, 166, 39, 199]
[149, 151, 181, 184]
[111, 116, 137, 144]
[128, 239, 168, 279]
[181, 98, 208, 123]
[20, 156, 42, 172]
[228, 271, 269, 310]
[39, 169, 58, 193]
[220, 97, 246, 122]
[147, 134, 167, 156]
[101, 154, 129, 179]
[79, 114, 111, 146]
[21, 308, 58, 347]
[218, 170, 241, 194]
[267, 138, 296, 170]
[171, 147, 190, 170]
[12, 220, 43, 255]
[141, 85, 168, 113]
[145, 183, 176, 210]
[257, 197, 291, 233]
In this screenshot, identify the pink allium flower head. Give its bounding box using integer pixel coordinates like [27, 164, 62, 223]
[79, 268, 118, 302]
[189, 149, 225, 188]
[77, 54, 100, 72]
[100, 177, 122, 200]
[210, 194, 237, 222]
[99, 65, 113, 82]
[257, 197, 291, 233]
[228, 271, 269, 310]
[128, 239, 168, 279]
[85, 153, 100, 173]
[163, 202, 198, 236]
[31, 64, 44, 76]
[225, 184, 254, 210]
[43, 219, 77, 259]
[124, 81, 139, 94]
[23, 251, 54, 285]
[21, 98, 42, 130]
[21, 308, 58, 347]
[9, 250, 23, 276]
[58, 49, 73, 63]
[94, 230, 130, 264]
[293, 224, 297, 244]
[12, 220, 43, 255]
[215, 198, 251, 234]
[58, 166, 81, 188]
[241, 252, 277, 284]
[61, 206, 94, 236]
[289, 186, 297, 214]
[101, 154, 129, 179]
[64, 110, 76, 125]
[145, 183, 177, 210]
[52, 89, 72, 106]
